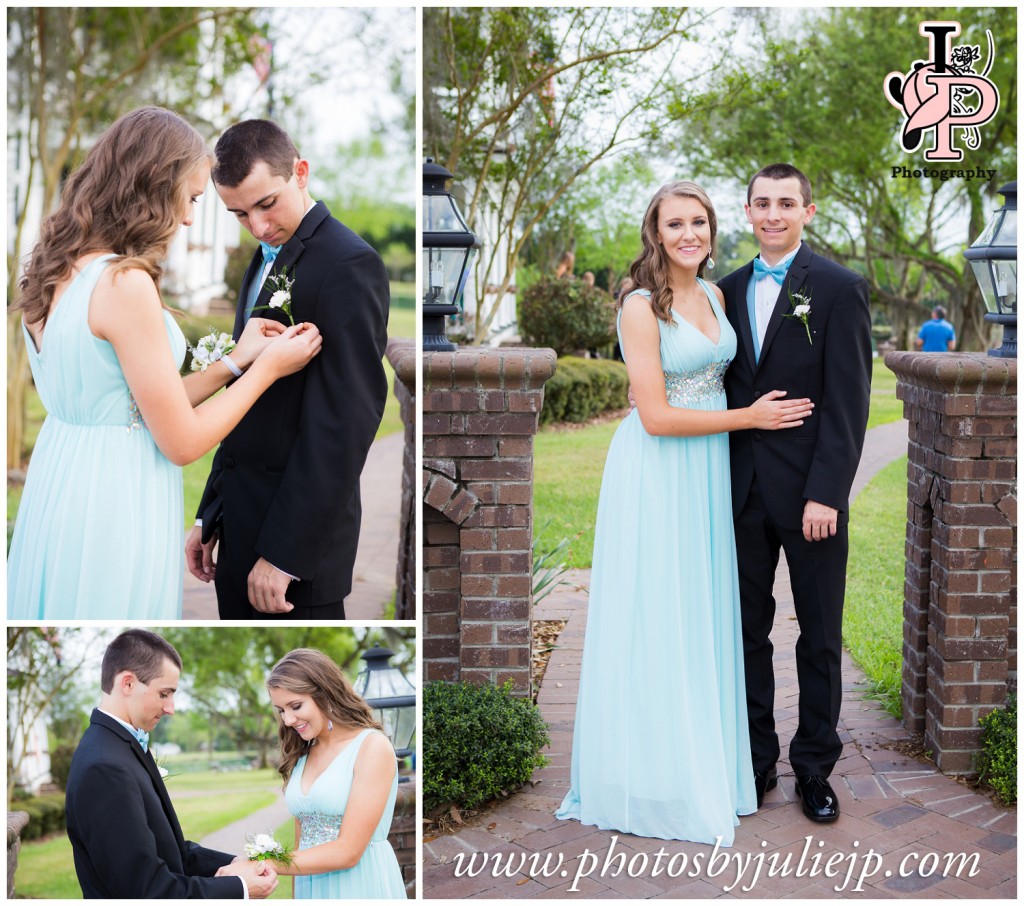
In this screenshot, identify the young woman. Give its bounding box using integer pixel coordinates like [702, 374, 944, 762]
[257, 649, 406, 899]
[555, 181, 813, 844]
[8, 107, 321, 619]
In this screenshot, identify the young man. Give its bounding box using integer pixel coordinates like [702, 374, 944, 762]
[186, 120, 390, 619]
[718, 163, 872, 823]
[65, 630, 277, 898]
[915, 305, 957, 352]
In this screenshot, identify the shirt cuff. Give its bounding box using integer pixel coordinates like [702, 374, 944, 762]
[268, 561, 300, 583]
[240, 876, 249, 899]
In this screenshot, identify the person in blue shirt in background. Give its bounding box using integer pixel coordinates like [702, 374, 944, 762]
[915, 306, 956, 352]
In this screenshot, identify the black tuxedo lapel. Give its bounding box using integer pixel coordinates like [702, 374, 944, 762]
[757, 242, 812, 365]
[233, 253, 265, 339]
[732, 261, 758, 371]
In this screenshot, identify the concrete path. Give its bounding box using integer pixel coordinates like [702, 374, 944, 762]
[424, 420, 1018, 898]
[182, 432, 402, 620]
[198, 788, 292, 856]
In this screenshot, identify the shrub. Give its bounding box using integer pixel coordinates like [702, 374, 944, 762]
[18, 792, 67, 841]
[519, 278, 616, 356]
[47, 743, 77, 791]
[977, 694, 1016, 805]
[423, 680, 550, 811]
[540, 356, 628, 425]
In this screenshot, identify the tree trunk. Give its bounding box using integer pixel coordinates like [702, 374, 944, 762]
[7, 311, 30, 473]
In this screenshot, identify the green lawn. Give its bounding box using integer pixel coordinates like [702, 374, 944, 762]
[8, 294, 415, 532]
[534, 357, 904, 567]
[13, 769, 285, 899]
[843, 457, 908, 717]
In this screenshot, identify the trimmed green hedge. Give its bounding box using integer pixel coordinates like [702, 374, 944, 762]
[541, 356, 629, 426]
[423, 680, 549, 811]
[17, 792, 67, 841]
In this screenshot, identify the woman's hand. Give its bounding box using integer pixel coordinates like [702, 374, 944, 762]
[231, 317, 287, 370]
[257, 322, 323, 380]
[747, 390, 814, 430]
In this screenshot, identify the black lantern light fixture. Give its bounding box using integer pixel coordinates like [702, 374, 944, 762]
[354, 646, 416, 766]
[964, 181, 1017, 358]
[423, 158, 479, 352]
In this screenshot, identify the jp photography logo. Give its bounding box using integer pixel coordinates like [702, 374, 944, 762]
[884, 20, 1000, 179]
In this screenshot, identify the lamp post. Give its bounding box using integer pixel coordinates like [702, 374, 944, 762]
[354, 646, 416, 768]
[964, 181, 1017, 358]
[422, 159, 479, 352]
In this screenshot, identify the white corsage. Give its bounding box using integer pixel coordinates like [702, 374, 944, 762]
[254, 267, 296, 325]
[244, 830, 294, 865]
[783, 287, 814, 345]
[189, 330, 237, 372]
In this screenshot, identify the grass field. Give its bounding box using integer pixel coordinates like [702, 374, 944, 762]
[13, 768, 286, 899]
[7, 290, 415, 533]
[535, 357, 905, 567]
[843, 457, 908, 717]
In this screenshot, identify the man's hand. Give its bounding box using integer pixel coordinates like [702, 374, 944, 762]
[216, 860, 278, 898]
[185, 526, 217, 582]
[247, 558, 295, 613]
[802, 499, 839, 542]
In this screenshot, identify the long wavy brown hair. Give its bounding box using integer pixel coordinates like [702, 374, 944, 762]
[619, 181, 718, 324]
[15, 106, 212, 327]
[267, 649, 383, 784]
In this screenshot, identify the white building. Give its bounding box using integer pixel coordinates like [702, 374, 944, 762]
[6, 672, 53, 795]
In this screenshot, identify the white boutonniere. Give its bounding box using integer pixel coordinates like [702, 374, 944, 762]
[244, 830, 294, 865]
[783, 286, 814, 345]
[254, 266, 296, 325]
[189, 330, 237, 372]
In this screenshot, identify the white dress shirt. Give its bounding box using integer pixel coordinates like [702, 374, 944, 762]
[753, 248, 799, 351]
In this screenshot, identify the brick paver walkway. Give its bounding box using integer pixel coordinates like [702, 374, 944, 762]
[424, 420, 1017, 898]
[182, 432, 402, 620]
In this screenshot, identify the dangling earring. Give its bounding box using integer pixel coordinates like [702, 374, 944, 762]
[706, 255, 715, 271]
[328, 719, 333, 731]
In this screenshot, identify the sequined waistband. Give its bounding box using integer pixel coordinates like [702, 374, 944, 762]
[664, 361, 729, 405]
[298, 812, 343, 848]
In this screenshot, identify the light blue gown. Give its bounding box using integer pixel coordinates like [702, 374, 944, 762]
[556, 281, 757, 845]
[285, 728, 407, 899]
[8, 255, 185, 619]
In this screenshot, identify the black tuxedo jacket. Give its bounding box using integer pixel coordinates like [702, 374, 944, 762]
[719, 242, 872, 530]
[64, 710, 240, 898]
[198, 201, 390, 606]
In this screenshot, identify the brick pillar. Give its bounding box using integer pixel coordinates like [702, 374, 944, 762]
[886, 351, 1016, 774]
[388, 780, 417, 897]
[7, 811, 29, 898]
[385, 339, 416, 621]
[423, 346, 557, 695]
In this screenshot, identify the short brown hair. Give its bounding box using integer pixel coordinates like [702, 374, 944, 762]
[101, 630, 182, 693]
[212, 119, 299, 187]
[747, 163, 813, 207]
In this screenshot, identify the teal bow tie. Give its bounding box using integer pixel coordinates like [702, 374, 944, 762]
[260, 241, 282, 264]
[753, 257, 790, 285]
[131, 727, 149, 752]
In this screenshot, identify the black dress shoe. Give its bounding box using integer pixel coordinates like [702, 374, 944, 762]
[753, 765, 778, 808]
[795, 774, 840, 822]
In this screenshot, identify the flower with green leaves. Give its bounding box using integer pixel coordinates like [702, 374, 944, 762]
[254, 267, 296, 325]
[783, 286, 814, 345]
